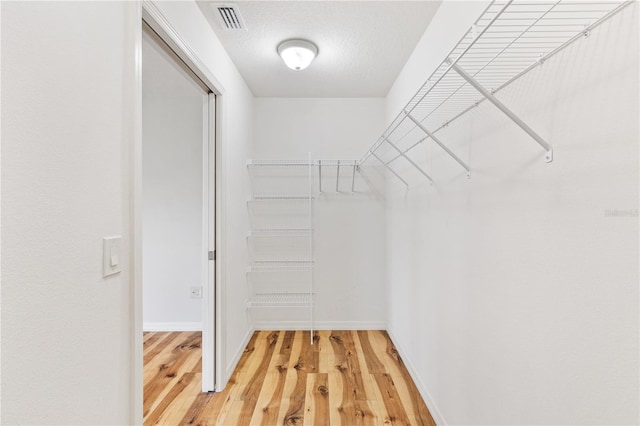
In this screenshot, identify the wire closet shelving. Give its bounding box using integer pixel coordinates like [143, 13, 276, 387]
[359, 0, 632, 184]
[246, 156, 316, 343]
[247, 159, 360, 193]
[244, 0, 632, 343]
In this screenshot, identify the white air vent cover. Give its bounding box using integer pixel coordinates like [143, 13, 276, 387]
[213, 3, 246, 30]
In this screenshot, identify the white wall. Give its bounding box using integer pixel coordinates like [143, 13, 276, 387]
[1, 1, 255, 423]
[384, 2, 639, 425]
[1, 2, 4, 421]
[385, 1, 489, 122]
[142, 29, 205, 331]
[153, 1, 255, 386]
[252, 98, 387, 329]
[1, 2, 136, 424]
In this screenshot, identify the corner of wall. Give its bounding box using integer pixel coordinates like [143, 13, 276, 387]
[221, 325, 255, 390]
[386, 326, 448, 426]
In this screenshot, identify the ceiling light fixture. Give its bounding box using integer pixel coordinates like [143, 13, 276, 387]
[277, 39, 318, 71]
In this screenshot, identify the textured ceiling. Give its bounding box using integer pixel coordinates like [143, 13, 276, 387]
[196, 1, 441, 97]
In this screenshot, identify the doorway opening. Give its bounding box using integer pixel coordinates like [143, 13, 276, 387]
[140, 16, 217, 410]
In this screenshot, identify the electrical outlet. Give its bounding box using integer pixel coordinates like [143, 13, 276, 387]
[190, 286, 202, 299]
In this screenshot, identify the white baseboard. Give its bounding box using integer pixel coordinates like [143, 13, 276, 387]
[386, 326, 447, 426]
[143, 322, 202, 332]
[253, 320, 386, 330]
[222, 326, 255, 391]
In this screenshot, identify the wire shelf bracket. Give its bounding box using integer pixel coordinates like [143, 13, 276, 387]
[385, 138, 433, 184]
[448, 60, 553, 163]
[370, 150, 409, 188]
[357, 0, 631, 183]
[404, 111, 471, 178]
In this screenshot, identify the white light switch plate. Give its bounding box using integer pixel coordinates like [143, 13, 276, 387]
[103, 236, 122, 277]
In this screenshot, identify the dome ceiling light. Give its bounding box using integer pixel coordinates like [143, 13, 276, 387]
[277, 39, 318, 71]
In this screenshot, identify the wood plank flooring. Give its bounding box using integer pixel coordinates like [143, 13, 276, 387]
[143, 330, 436, 426]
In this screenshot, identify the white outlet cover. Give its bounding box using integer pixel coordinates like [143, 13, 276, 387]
[190, 286, 203, 299]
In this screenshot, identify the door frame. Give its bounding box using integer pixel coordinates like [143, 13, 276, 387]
[132, 2, 228, 420]
[201, 91, 216, 393]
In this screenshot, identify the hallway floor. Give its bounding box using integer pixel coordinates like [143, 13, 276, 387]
[143, 330, 436, 425]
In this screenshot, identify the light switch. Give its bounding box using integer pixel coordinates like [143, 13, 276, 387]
[110, 245, 118, 266]
[103, 236, 122, 277]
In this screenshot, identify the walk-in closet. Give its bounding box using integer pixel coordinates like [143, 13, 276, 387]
[2, 0, 638, 424]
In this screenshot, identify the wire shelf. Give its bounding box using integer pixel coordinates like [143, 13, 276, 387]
[249, 229, 314, 237]
[247, 153, 316, 345]
[247, 159, 313, 166]
[361, 0, 631, 181]
[247, 293, 313, 307]
[249, 260, 315, 270]
[249, 196, 315, 201]
[248, 159, 361, 193]
[247, 159, 358, 167]
[248, 262, 315, 272]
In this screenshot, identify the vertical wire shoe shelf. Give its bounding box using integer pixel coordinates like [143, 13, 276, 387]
[246, 158, 315, 342]
[359, 0, 632, 183]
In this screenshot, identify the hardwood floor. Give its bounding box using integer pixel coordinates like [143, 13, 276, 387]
[143, 330, 436, 425]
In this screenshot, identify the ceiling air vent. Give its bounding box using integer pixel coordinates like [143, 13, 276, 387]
[214, 4, 246, 30]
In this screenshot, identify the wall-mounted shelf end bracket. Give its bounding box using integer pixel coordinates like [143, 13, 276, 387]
[446, 58, 553, 164]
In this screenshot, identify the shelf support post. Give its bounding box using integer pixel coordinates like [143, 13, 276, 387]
[336, 160, 340, 192]
[351, 161, 356, 193]
[318, 160, 323, 192]
[370, 151, 409, 188]
[450, 61, 553, 163]
[384, 138, 433, 184]
[404, 111, 471, 178]
[308, 153, 314, 345]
